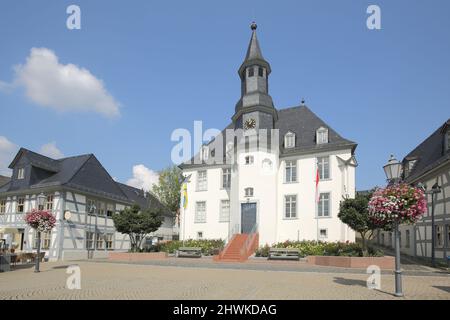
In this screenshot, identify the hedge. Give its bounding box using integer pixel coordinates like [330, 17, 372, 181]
[254, 241, 383, 258]
[159, 239, 225, 256]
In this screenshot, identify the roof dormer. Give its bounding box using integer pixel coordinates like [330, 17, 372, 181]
[284, 131, 296, 149]
[316, 127, 329, 144]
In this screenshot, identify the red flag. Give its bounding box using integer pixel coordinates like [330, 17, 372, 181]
[315, 166, 320, 203]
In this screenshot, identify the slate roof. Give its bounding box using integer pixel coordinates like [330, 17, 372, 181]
[276, 105, 356, 155]
[180, 105, 357, 169]
[0, 175, 10, 187]
[0, 148, 169, 213]
[403, 119, 450, 182]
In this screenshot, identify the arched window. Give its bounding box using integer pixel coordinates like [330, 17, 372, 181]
[316, 127, 329, 144]
[284, 131, 295, 148]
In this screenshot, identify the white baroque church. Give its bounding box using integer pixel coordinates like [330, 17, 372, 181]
[179, 23, 357, 248]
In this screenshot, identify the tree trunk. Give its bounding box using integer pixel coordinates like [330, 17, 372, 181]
[360, 233, 368, 257]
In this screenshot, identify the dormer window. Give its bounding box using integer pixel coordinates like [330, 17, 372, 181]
[316, 127, 329, 144]
[17, 168, 25, 180]
[201, 146, 209, 161]
[248, 67, 254, 77]
[284, 132, 295, 149]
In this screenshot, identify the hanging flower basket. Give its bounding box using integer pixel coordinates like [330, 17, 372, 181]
[25, 209, 56, 232]
[368, 183, 427, 229]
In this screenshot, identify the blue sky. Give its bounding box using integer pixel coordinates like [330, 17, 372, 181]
[0, 0, 449, 190]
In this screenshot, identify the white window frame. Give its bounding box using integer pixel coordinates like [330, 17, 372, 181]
[17, 168, 25, 180]
[197, 231, 203, 239]
[244, 187, 254, 197]
[245, 155, 254, 165]
[284, 195, 297, 219]
[284, 132, 295, 148]
[196, 170, 207, 191]
[435, 225, 444, 248]
[285, 160, 297, 183]
[316, 127, 329, 144]
[0, 199, 6, 214]
[222, 168, 231, 189]
[45, 195, 54, 211]
[219, 200, 230, 222]
[105, 233, 114, 250]
[201, 146, 209, 162]
[317, 156, 330, 180]
[319, 228, 328, 239]
[16, 197, 25, 213]
[195, 201, 207, 223]
[96, 232, 104, 250]
[33, 230, 52, 250]
[86, 231, 94, 249]
[317, 192, 331, 217]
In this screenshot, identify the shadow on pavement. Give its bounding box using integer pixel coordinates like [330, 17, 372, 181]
[433, 286, 450, 293]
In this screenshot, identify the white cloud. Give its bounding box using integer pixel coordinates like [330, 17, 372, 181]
[0, 136, 19, 176]
[4, 47, 120, 118]
[126, 164, 159, 192]
[39, 142, 64, 159]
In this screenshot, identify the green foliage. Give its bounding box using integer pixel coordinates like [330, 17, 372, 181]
[338, 192, 378, 255]
[160, 239, 225, 256]
[112, 204, 163, 251]
[254, 241, 384, 258]
[152, 166, 183, 215]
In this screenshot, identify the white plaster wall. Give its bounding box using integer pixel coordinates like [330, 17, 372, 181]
[180, 167, 230, 241]
[181, 148, 356, 245]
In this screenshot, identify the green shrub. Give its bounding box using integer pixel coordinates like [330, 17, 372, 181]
[255, 241, 384, 258]
[160, 239, 225, 256]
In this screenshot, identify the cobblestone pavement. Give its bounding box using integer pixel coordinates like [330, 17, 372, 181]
[0, 260, 448, 300]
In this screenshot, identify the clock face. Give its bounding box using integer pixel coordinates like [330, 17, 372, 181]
[244, 118, 256, 130]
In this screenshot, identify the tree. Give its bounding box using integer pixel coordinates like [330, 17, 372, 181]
[112, 204, 163, 251]
[338, 192, 378, 256]
[152, 165, 183, 217]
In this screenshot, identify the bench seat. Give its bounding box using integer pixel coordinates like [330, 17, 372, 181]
[177, 247, 202, 258]
[268, 248, 300, 261]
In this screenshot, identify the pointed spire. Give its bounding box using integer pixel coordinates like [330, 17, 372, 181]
[244, 22, 264, 61]
[238, 22, 271, 78]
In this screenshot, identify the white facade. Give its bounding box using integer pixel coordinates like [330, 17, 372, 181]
[181, 147, 356, 246]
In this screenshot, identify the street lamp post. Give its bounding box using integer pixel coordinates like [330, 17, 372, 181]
[383, 155, 403, 297]
[35, 193, 46, 273]
[418, 182, 441, 267]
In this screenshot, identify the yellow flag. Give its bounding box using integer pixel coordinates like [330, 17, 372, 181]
[182, 183, 188, 209]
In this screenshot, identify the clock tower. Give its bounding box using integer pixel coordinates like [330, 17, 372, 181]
[232, 22, 278, 131]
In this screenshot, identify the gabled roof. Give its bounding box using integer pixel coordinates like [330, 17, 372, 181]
[404, 119, 450, 182]
[0, 149, 168, 212]
[0, 175, 10, 188]
[117, 183, 172, 216]
[9, 148, 60, 172]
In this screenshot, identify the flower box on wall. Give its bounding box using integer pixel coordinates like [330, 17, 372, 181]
[108, 252, 168, 261]
[307, 255, 395, 269]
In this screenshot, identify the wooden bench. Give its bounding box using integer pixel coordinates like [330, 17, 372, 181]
[177, 247, 202, 258]
[268, 248, 300, 261]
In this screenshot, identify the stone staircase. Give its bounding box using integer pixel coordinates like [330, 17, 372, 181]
[214, 233, 259, 262]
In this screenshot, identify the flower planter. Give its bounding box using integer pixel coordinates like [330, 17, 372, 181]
[108, 252, 168, 261]
[307, 255, 394, 270]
